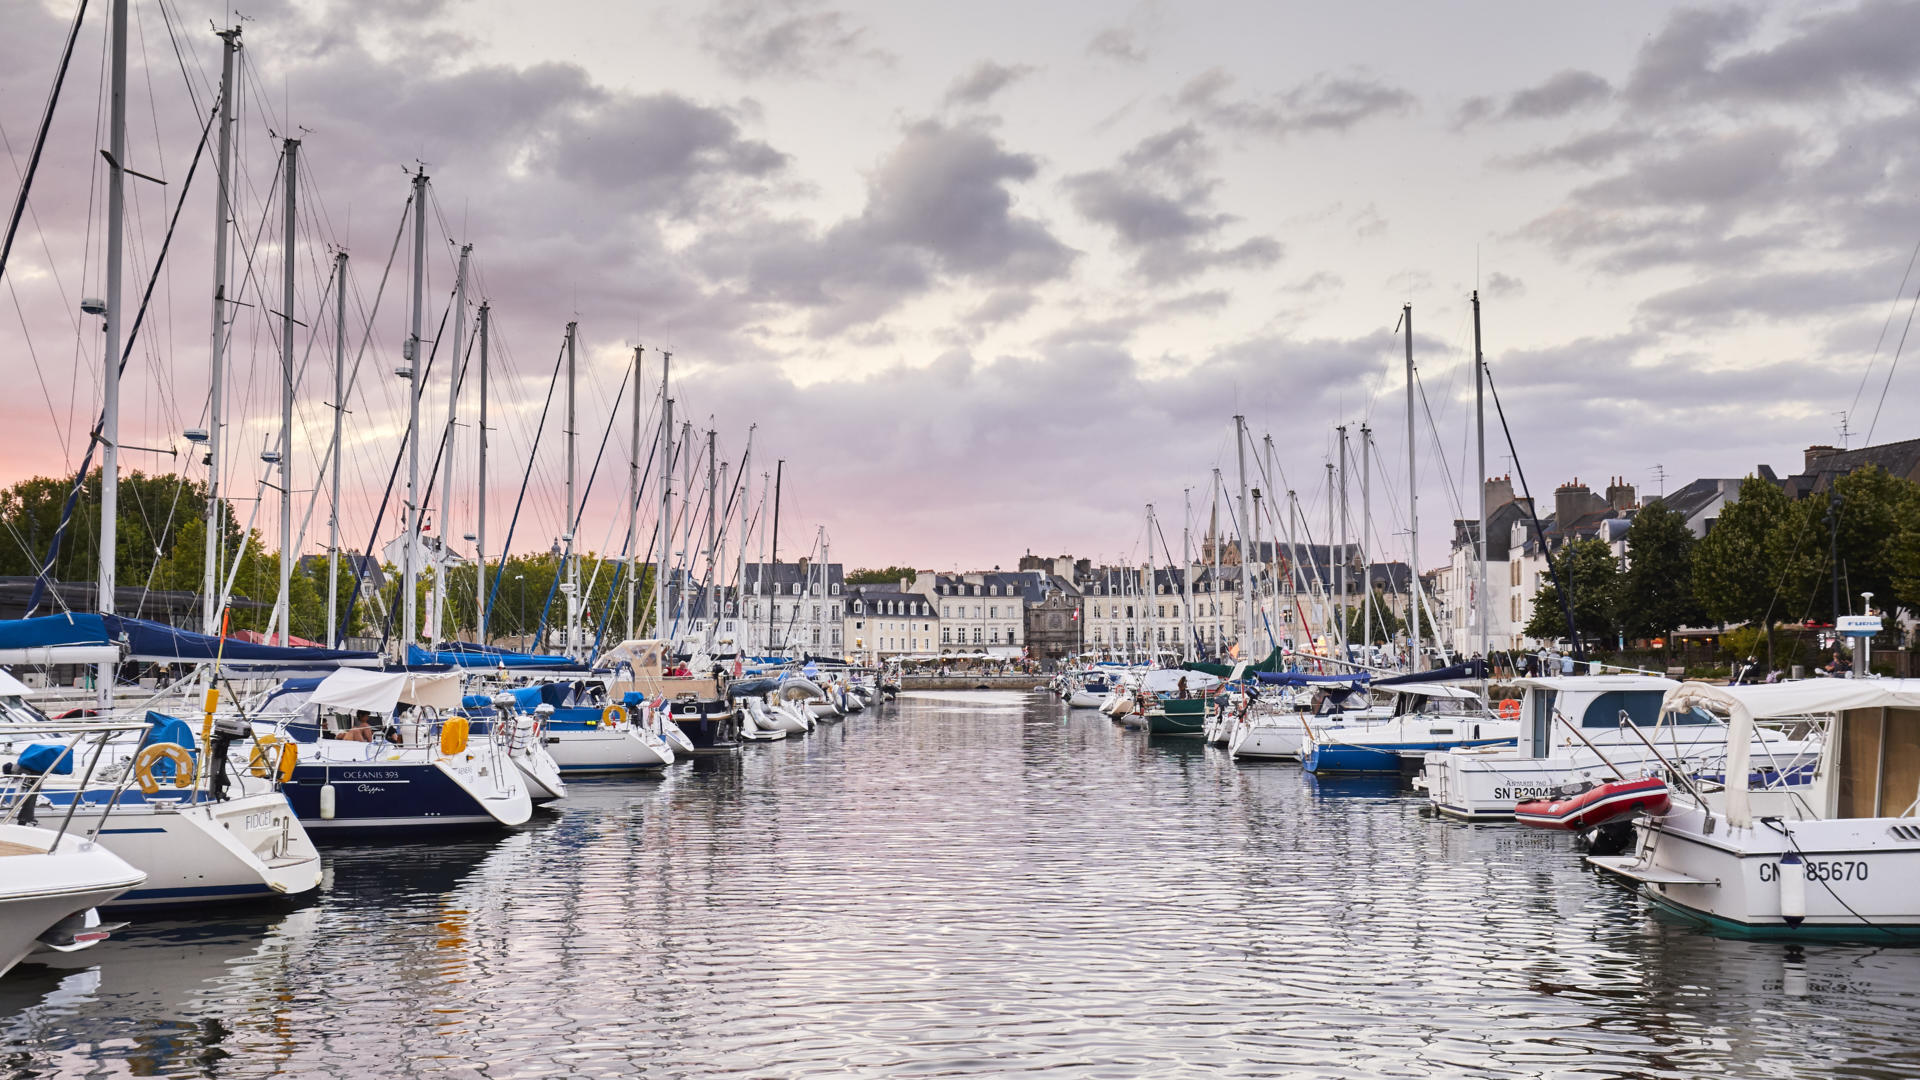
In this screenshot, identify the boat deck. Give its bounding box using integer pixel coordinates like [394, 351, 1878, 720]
[0, 838, 47, 857]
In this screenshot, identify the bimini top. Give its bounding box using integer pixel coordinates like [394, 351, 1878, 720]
[309, 668, 464, 714]
[1665, 679, 1920, 829]
[1382, 682, 1483, 700]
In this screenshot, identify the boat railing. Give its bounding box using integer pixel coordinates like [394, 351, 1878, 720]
[0, 719, 154, 852]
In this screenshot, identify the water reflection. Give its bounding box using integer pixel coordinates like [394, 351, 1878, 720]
[5, 692, 1920, 1078]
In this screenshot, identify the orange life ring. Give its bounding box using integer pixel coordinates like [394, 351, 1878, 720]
[1498, 698, 1521, 720]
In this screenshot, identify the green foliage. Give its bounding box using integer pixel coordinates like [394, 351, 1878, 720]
[1617, 498, 1703, 638]
[0, 469, 240, 590]
[1818, 465, 1920, 622]
[846, 565, 917, 586]
[1691, 476, 1816, 634]
[1523, 537, 1620, 646]
[1718, 625, 1769, 663]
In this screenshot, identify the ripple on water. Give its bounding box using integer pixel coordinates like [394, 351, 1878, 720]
[6, 691, 1920, 1078]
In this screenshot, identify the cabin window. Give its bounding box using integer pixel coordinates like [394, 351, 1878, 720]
[1580, 691, 1664, 729]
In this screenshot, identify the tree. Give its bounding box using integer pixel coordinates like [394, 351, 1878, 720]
[846, 565, 917, 586]
[1616, 498, 1703, 640]
[1524, 537, 1621, 649]
[1816, 464, 1920, 623]
[1692, 476, 1819, 667]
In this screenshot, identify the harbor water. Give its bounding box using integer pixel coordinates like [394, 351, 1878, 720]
[5, 691, 1918, 1078]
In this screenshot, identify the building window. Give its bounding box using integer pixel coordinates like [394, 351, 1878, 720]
[973, 627, 983, 643]
[942, 627, 951, 643]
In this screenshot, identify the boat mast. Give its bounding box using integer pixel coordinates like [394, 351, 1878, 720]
[767, 459, 782, 654]
[1210, 469, 1223, 656]
[327, 249, 347, 646]
[475, 302, 489, 641]
[1181, 487, 1192, 661]
[706, 426, 718, 647]
[755, 470, 769, 655]
[1284, 488, 1298, 651]
[1336, 425, 1350, 660]
[563, 320, 578, 658]
[654, 352, 672, 639]
[1233, 415, 1253, 656]
[97, 0, 129, 707]
[1264, 435, 1280, 646]
[731, 430, 754, 653]
[274, 137, 298, 645]
[1473, 290, 1490, 675]
[1324, 462, 1335, 649]
[712, 458, 728, 650]
[1360, 423, 1372, 651]
[436, 243, 470, 644]
[203, 26, 240, 634]
[1145, 503, 1157, 665]
[624, 345, 642, 642]
[676, 421, 693, 632]
[402, 168, 427, 653]
[1403, 302, 1422, 672]
[1250, 479, 1263, 655]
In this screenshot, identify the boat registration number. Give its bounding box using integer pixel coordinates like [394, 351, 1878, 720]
[1758, 860, 1868, 882]
[1492, 786, 1554, 801]
[244, 812, 276, 831]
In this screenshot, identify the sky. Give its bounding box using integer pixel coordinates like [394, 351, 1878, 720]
[3, 0, 1919, 577]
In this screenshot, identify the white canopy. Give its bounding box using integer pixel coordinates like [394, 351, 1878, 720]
[1141, 668, 1220, 693]
[310, 668, 464, 714]
[1664, 679, 1920, 828]
[0, 669, 34, 697]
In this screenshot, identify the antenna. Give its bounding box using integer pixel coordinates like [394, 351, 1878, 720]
[1836, 411, 1853, 449]
[1650, 463, 1667, 497]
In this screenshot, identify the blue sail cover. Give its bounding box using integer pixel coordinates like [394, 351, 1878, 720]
[1374, 660, 1486, 686]
[1252, 670, 1373, 687]
[405, 643, 583, 669]
[0, 614, 377, 666]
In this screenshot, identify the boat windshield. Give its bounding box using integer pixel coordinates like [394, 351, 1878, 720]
[1582, 690, 1714, 728]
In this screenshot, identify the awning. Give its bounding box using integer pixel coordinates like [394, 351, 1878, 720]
[309, 668, 464, 714]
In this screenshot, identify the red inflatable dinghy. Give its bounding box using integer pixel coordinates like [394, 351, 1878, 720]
[1515, 776, 1671, 831]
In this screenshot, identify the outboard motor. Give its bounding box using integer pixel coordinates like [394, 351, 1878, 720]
[207, 714, 252, 801]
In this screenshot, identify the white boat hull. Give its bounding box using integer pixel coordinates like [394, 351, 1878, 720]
[0, 824, 146, 976]
[31, 792, 321, 906]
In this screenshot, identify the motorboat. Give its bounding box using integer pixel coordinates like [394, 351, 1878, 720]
[0, 819, 145, 977]
[0, 720, 147, 975]
[258, 669, 533, 833]
[1068, 673, 1114, 709]
[1418, 676, 1818, 820]
[1302, 682, 1513, 774]
[1590, 680, 1920, 941]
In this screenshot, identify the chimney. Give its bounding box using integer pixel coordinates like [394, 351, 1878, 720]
[1555, 479, 1591, 527]
[1805, 444, 1841, 474]
[1484, 474, 1515, 512]
[1605, 476, 1636, 511]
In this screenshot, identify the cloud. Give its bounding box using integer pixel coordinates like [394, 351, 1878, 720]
[698, 0, 892, 81]
[943, 61, 1036, 107]
[1063, 125, 1283, 283]
[1176, 68, 1414, 139]
[1636, 266, 1892, 329]
[703, 119, 1076, 334]
[1623, 6, 1758, 105]
[1458, 70, 1612, 127]
[1498, 128, 1653, 170]
[1087, 26, 1147, 64]
[1629, 0, 1920, 107]
[1483, 272, 1525, 298]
